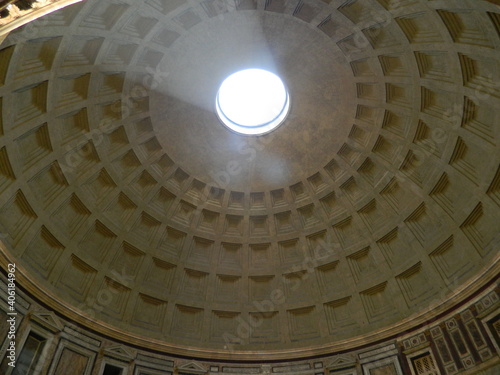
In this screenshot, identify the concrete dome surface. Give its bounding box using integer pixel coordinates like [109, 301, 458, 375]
[0, 0, 498, 371]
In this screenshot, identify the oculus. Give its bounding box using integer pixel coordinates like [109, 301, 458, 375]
[216, 69, 290, 135]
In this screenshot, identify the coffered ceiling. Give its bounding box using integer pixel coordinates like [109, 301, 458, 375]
[0, 0, 498, 360]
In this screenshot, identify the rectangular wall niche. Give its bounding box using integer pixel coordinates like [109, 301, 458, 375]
[10, 331, 47, 375]
[362, 356, 403, 375]
[102, 363, 123, 375]
[411, 353, 439, 375]
[359, 343, 404, 375]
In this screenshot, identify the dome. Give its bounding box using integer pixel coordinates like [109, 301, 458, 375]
[0, 0, 498, 370]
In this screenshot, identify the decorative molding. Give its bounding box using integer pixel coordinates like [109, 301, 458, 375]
[177, 360, 207, 374]
[0, 0, 84, 33]
[103, 345, 135, 361]
[328, 354, 357, 370]
[31, 311, 63, 332]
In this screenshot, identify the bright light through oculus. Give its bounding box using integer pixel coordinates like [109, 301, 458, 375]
[216, 69, 290, 135]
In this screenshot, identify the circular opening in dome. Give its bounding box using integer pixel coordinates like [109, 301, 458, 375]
[216, 69, 290, 135]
